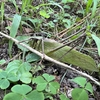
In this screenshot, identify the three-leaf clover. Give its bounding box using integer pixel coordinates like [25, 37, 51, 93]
[33, 73, 60, 94]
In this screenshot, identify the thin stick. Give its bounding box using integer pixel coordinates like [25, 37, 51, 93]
[0, 31, 100, 86]
[58, 13, 91, 38]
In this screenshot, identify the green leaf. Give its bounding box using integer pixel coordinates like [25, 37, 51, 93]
[0, 79, 10, 89]
[63, 19, 71, 28]
[92, 0, 98, 17]
[49, 81, 60, 94]
[1, 2, 5, 22]
[3, 93, 24, 100]
[0, 59, 6, 64]
[0, 71, 11, 89]
[39, 10, 50, 18]
[28, 18, 42, 26]
[45, 95, 53, 100]
[27, 90, 44, 100]
[61, 0, 74, 3]
[86, 0, 93, 14]
[6, 60, 31, 75]
[11, 84, 32, 95]
[34, 76, 47, 91]
[6, 60, 22, 74]
[71, 77, 87, 87]
[34, 76, 47, 84]
[18, 62, 31, 73]
[20, 72, 32, 84]
[38, 39, 98, 72]
[72, 88, 88, 100]
[9, 14, 21, 56]
[7, 72, 19, 82]
[85, 82, 93, 94]
[31, 65, 45, 74]
[0, 69, 3, 72]
[42, 73, 55, 82]
[10, 14, 21, 37]
[16, 35, 30, 52]
[91, 34, 100, 56]
[36, 83, 47, 91]
[26, 53, 41, 62]
[60, 94, 70, 100]
[0, 71, 7, 78]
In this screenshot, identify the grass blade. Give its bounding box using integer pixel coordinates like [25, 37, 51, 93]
[1, 2, 5, 22]
[91, 34, 100, 56]
[92, 0, 98, 17]
[8, 14, 21, 57]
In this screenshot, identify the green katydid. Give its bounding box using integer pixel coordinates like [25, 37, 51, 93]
[16, 36, 99, 72]
[36, 38, 99, 72]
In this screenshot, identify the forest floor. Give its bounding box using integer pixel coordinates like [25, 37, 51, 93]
[0, 0, 100, 100]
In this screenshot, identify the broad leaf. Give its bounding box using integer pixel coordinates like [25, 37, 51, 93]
[72, 88, 88, 100]
[16, 35, 30, 52]
[36, 83, 47, 91]
[6, 60, 22, 74]
[3, 93, 24, 100]
[49, 81, 60, 94]
[11, 84, 32, 95]
[42, 73, 55, 82]
[71, 77, 87, 87]
[6, 60, 31, 75]
[34, 76, 47, 91]
[85, 82, 93, 94]
[60, 94, 70, 100]
[7, 72, 19, 82]
[20, 72, 32, 84]
[0, 59, 6, 64]
[0, 79, 10, 89]
[34, 76, 47, 84]
[0, 71, 7, 78]
[27, 90, 44, 100]
[26, 53, 41, 62]
[18, 62, 31, 73]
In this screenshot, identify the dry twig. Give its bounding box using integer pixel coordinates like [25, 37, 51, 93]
[0, 31, 100, 86]
[57, 13, 91, 38]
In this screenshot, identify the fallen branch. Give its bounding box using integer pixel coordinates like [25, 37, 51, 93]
[0, 31, 100, 86]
